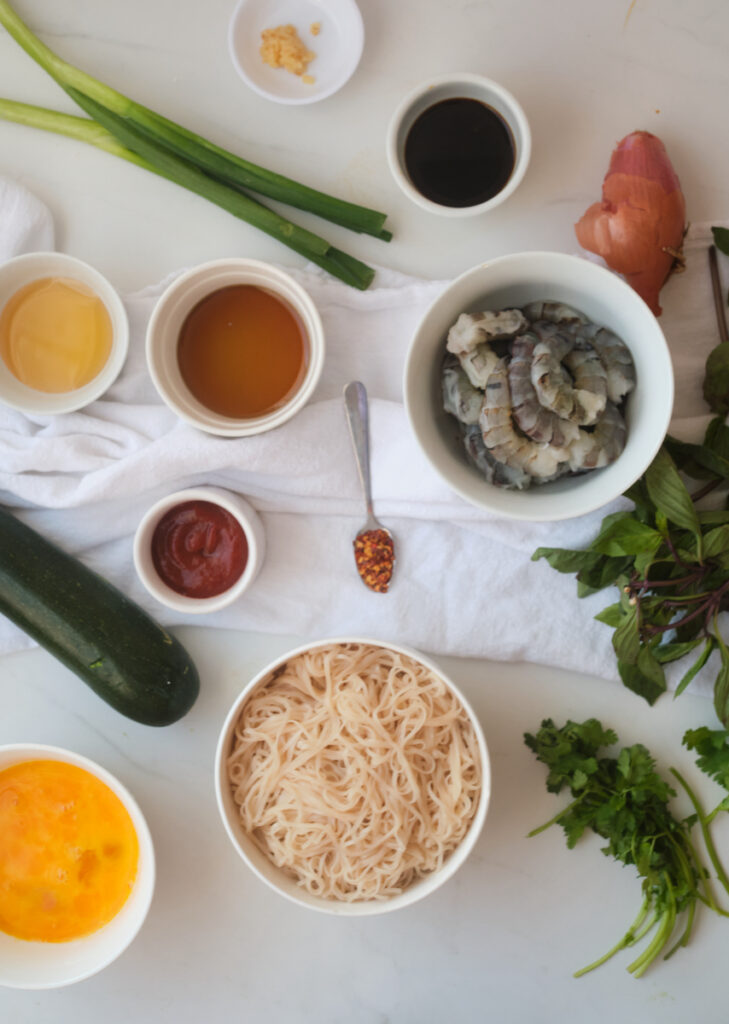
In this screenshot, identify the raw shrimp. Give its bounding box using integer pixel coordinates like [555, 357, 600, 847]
[563, 342, 608, 425]
[459, 342, 500, 388]
[479, 358, 570, 481]
[529, 331, 575, 420]
[508, 333, 580, 446]
[568, 402, 627, 471]
[590, 328, 637, 403]
[442, 356, 482, 425]
[446, 309, 527, 355]
[462, 424, 531, 490]
[522, 301, 588, 325]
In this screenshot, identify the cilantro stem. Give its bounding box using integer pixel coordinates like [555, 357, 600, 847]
[526, 796, 585, 837]
[573, 900, 651, 977]
[672, 767, 729, 902]
[664, 898, 696, 959]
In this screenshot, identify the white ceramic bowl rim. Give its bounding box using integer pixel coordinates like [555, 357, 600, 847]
[133, 486, 265, 614]
[387, 72, 532, 217]
[403, 250, 674, 522]
[0, 252, 129, 415]
[215, 636, 491, 916]
[145, 258, 325, 438]
[0, 743, 155, 990]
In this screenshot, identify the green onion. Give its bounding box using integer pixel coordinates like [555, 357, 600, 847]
[0, 0, 390, 240]
[0, 98, 375, 290]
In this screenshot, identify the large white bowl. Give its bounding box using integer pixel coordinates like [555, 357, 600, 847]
[215, 637, 491, 915]
[0, 744, 155, 990]
[146, 258, 324, 437]
[404, 252, 674, 522]
[0, 252, 129, 415]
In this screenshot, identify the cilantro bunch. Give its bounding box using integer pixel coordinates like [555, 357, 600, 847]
[525, 719, 724, 977]
[533, 426, 729, 725]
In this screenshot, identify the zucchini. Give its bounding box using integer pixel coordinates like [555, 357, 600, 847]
[0, 505, 199, 726]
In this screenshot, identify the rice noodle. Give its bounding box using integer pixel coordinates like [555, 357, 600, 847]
[227, 643, 482, 901]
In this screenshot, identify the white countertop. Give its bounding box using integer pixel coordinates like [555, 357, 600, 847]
[2, 0, 729, 1020]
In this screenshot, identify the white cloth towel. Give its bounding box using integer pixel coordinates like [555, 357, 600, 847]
[0, 177, 724, 696]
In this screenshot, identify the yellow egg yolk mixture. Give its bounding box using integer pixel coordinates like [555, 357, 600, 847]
[0, 276, 112, 393]
[0, 760, 139, 942]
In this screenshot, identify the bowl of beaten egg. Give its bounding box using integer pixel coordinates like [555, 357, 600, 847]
[146, 258, 325, 437]
[215, 638, 490, 914]
[0, 744, 155, 989]
[0, 252, 129, 415]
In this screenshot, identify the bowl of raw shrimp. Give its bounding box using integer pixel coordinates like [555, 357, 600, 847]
[403, 251, 673, 522]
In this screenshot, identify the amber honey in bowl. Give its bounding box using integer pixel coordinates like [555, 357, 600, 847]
[177, 284, 308, 419]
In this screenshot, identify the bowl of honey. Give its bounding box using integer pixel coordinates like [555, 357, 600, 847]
[0, 252, 129, 415]
[0, 743, 155, 989]
[145, 258, 325, 436]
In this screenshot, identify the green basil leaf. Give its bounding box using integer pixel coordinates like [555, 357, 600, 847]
[698, 510, 729, 527]
[704, 342, 729, 418]
[654, 639, 702, 665]
[713, 644, 729, 728]
[645, 449, 701, 549]
[612, 608, 640, 664]
[712, 226, 729, 256]
[591, 518, 663, 557]
[618, 651, 666, 705]
[633, 547, 660, 576]
[705, 417, 729, 461]
[675, 637, 715, 698]
[703, 525, 729, 558]
[663, 435, 718, 481]
[577, 556, 633, 596]
[531, 547, 603, 574]
[623, 478, 655, 521]
[595, 603, 624, 627]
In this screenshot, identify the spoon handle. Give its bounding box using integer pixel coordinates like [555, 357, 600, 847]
[344, 381, 374, 519]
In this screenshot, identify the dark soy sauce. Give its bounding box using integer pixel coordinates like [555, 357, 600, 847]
[404, 97, 515, 208]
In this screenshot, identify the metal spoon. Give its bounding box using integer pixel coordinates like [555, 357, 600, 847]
[343, 381, 395, 593]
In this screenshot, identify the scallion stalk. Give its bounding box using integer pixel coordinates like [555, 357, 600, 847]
[0, 97, 375, 290]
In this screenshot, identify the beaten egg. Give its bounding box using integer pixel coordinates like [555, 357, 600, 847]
[0, 760, 139, 943]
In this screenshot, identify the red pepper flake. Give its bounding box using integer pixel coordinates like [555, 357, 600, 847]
[353, 529, 395, 594]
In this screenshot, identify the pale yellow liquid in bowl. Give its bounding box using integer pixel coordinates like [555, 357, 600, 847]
[0, 277, 113, 393]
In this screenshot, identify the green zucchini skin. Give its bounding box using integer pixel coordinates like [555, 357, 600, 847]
[0, 506, 200, 726]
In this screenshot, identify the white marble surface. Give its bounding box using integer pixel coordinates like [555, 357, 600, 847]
[2, 0, 729, 1020]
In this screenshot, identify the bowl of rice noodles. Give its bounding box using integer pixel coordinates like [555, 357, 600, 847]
[214, 637, 490, 914]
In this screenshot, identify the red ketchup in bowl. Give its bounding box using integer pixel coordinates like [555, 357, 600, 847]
[151, 500, 247, 599]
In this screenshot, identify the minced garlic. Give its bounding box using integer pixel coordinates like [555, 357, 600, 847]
[259, 24, 315, 77]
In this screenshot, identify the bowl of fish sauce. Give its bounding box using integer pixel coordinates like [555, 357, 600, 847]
[403, 252, 674, 522]
[386, 73, 531, 216]
[133, 486, 265, 613]
[145, 258, 324, 436]
[0, 252, 129, 415]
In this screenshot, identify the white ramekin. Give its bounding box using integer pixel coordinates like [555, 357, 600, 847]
[145, 259, 324, 437]
[0, 252, 129, 415]
[386, 72, 531, 217]
[133, 486, 266, 614]
[0, 743, 155, 990]
[215, 636, 491, 916]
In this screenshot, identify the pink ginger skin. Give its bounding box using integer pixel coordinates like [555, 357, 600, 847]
[575, 131, 686, 316]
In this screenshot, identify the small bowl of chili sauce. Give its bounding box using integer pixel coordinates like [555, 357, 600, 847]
[386, 73, 531, 217]
[133, 487, 265, 613]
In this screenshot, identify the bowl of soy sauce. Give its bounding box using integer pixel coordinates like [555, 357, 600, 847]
[386, 73, 531, 217]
